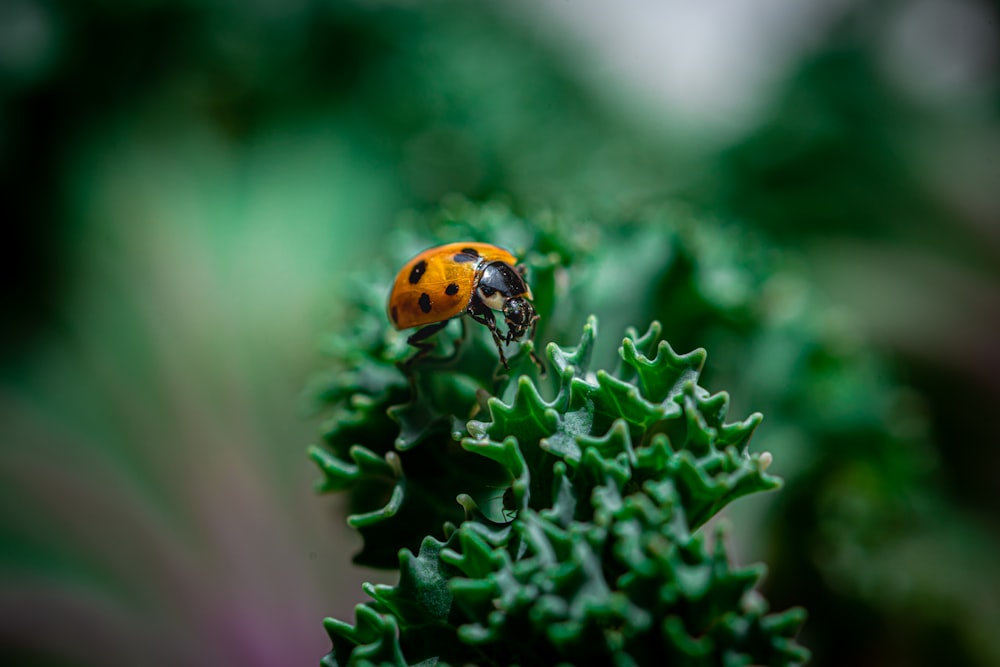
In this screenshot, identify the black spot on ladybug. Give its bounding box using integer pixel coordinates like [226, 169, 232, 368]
[453, 251, 478, 263]
[409, 260, 427, 284]
[391, 305, 399, 324]
[480, 285, 497, 297]
[445, 283, 459, 296]
[418, 293, 432, 313]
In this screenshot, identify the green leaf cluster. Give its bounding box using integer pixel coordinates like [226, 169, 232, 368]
[310, 206, 808, 665]
[321, 317, 806, 666]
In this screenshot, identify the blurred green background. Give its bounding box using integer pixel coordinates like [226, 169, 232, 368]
[1, 1, 998, 665]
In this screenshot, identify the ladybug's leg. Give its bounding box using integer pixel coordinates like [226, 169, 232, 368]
[497, 302, 544, 374]
[404, 320, 450, 367]
[527, 316, 546, 375]
[467, 297, 509, 368]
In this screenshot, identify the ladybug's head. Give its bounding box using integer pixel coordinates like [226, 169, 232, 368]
[502, 296, 538, 343]
[477, 260, 538, 346]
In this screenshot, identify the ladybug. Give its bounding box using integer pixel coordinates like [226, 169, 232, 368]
[388, 242, 539, 368]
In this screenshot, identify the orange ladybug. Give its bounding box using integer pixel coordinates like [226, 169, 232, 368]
[388, 242, 539, 368]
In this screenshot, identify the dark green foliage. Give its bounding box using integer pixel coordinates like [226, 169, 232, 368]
[310, 202, 808, 665]
[317, 320, 806, 666]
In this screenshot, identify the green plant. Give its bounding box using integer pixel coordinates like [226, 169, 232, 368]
[308, 200, 808, 666]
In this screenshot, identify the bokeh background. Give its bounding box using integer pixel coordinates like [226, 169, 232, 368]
[2, 1, 999, 665]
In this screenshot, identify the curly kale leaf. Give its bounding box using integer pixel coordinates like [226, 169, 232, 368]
[320, 319, 807, 666]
